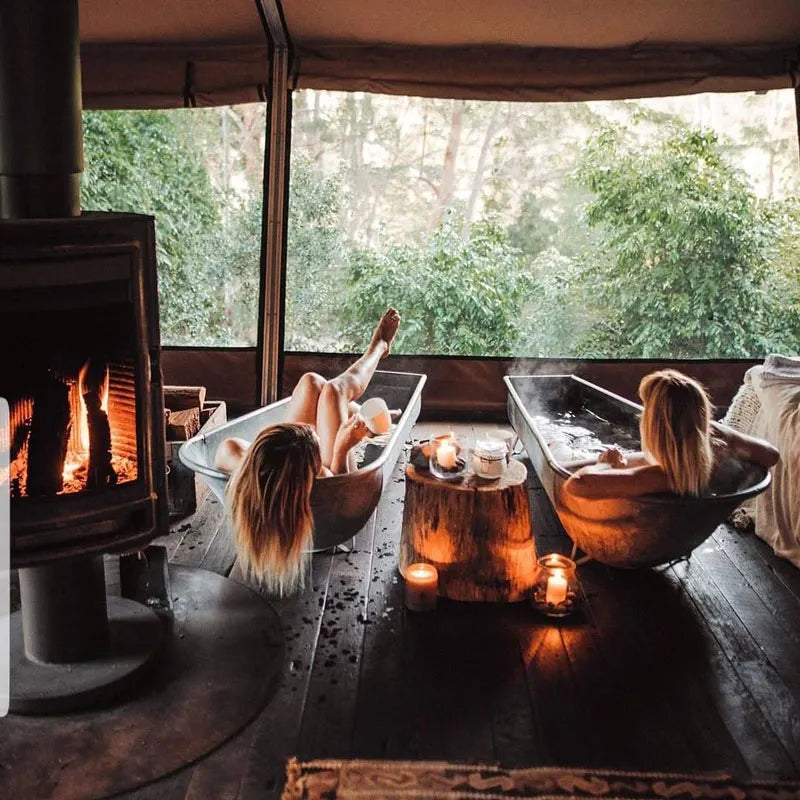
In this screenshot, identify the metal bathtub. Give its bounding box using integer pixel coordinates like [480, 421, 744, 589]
[179, 370, 426, 551]
[505, 374, 771, 568]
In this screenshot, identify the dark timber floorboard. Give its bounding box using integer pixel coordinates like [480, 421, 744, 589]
[111, 420, 800, 799]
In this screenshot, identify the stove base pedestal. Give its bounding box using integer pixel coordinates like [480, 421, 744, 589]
[9, 596, 164, 714]
[1, 566, 284, 800]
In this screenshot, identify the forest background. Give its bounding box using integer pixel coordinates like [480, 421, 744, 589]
[81, 89, 800, 359]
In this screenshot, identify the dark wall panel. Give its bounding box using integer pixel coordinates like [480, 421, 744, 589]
[284, 354, 759, 420]
[161, 348, 258, 416]
[162, 348, 759, 422]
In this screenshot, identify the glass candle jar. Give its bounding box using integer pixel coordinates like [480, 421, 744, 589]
[404, 562, 439, 611]
[429, 433, 467, 480]
[472, 439, 508, 479]
[532, 553, 578, 618]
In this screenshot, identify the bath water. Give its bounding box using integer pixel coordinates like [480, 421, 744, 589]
[533, 407, 641, 464]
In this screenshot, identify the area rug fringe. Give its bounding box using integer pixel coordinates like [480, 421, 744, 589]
[282, 757, 800, 800]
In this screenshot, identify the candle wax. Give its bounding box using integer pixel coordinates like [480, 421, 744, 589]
[545, 570, 568, 605]
[437, 442, 457, 469]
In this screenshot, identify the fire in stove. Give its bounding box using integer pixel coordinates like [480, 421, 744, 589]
[1, 272, 144, 507]
[10, 357, 138, 499]
[10, 361, 139, 498]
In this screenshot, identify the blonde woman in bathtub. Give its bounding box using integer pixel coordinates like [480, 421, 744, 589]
[565, 370, 778, 500]
[213, 308, 400, 593]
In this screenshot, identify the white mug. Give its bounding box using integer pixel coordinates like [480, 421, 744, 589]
[360, 397, 392, 435]
[486, 428, 516, 458]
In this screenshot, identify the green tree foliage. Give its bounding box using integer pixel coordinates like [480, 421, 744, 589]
[285, 154, 348, 350]
[209, 191, 263, 345]
[82, 95, 800, 360]
[82, 109, 258, 345]
[505, 192, 557, 258]
[343, 214, 527, 356]
[762, 199, 800, 351]
[516, 248, 599, 357]
[576, 126, 781, 357]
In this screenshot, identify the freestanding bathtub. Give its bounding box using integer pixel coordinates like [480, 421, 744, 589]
[179, 370, 426, 551]
[505, 374, 771, 568]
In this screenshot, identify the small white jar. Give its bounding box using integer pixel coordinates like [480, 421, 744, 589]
[472, 440, 508, 479]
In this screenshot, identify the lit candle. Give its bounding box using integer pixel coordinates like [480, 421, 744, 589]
[436, 441, 457, 469]
[404, 563, 439, 611]
[545, 569, 568, 605]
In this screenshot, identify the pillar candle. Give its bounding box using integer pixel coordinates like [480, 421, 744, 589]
[404, 563, 438, 611]
[436, 441, 457, 469]
[545, 570, 568, 605]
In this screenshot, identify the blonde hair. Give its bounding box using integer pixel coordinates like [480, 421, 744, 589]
[227, 422, 320, 595]
[638, 370, 713, 496]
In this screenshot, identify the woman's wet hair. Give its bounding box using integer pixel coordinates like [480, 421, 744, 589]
[639, 369, 713, 496]
[227, 422, 321, 595]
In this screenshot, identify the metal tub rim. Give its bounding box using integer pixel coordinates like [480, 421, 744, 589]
[179, 370, 425, 485]
[504, 373, 771, 506]
[178, 370, 427, 551]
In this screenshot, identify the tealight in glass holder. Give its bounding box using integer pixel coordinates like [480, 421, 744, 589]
[532, 553, 579, 618]
[429, 432, 467, 480]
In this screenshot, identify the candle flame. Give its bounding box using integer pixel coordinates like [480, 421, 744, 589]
[408, 563, 437, 580]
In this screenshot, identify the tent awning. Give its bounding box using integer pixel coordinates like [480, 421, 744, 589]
[81, 44, 270, 109]
[78, 0, 800, 108]
[292, 43, 798, 103]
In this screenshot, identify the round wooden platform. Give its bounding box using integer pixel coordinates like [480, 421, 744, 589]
[399, 460, 536, 602]
[0, 566, 285, 800]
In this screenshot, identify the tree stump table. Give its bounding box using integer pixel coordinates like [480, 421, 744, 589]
[399, 460, 536, 602]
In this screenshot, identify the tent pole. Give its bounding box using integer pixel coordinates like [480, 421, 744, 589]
[795, 86, 800, 164]
[256, 0, 292, 406]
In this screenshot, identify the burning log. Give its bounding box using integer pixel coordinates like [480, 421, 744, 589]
[81, 359, 117, 490]
[85, 391, 117, 489]
[27, 375, 71, 496]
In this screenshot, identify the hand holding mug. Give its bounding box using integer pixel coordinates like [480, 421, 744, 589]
[360, 397, 392, 435]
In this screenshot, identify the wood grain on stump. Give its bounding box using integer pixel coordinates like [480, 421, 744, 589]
[399, 460, 536, 602]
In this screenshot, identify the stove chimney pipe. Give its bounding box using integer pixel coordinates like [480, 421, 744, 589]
[0, 0, 83, 219]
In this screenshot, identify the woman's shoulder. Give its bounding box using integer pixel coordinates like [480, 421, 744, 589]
[565, 462, 669, 499]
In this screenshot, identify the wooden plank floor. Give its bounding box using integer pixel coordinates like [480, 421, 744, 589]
[124, 420, 800, 799]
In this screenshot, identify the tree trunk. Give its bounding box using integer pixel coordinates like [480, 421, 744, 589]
[463, 104, 503, 239]
[428, 100, 465, 230]
[399, 460, 536, 601]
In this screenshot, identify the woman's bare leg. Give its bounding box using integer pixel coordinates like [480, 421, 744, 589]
[284, 372, 327, 425]
[316, 308, 400, 468]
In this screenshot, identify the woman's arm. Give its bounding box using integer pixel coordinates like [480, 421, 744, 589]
[711, 421, 779, 468]
[564, 463, 669, 499]
[328, 414, 371, 475]
[562, 448, 649, 474]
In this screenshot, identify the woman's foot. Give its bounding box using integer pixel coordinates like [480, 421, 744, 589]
[369, 307, 400, 358]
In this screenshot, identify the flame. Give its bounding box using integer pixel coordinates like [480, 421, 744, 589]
[101, 371, 109, 412]
[78, 363, 90, 452]
[63, 359, 110, 481]
[77, 360, 109, 451]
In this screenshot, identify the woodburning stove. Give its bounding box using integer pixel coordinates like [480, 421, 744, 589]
[1, 0, 168, 712]
[2, 215, 166, 566]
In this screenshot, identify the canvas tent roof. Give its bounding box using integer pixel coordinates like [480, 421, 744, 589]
[80, 0, 800, 107]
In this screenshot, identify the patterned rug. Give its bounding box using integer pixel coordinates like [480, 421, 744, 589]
[282, 759, 800, 800]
